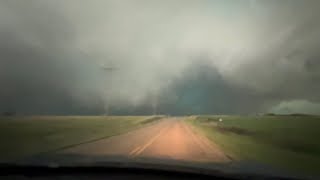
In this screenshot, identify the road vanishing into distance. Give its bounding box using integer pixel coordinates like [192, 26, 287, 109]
[61, 118, 229, 162]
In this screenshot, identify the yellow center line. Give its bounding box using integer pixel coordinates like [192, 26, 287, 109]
[130, 124, 170, 157]
[129, 146, 142, 156]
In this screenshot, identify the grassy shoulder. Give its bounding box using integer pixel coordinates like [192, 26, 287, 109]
[186, 115, 320, 176]
[0, 115, 163, 161]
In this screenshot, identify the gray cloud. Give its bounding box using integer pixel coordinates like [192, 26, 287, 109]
[270, 100, 320, 115]
[0, 0, 320, 115]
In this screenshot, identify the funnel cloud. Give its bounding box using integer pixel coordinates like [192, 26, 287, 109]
[0, 0, 320, 115]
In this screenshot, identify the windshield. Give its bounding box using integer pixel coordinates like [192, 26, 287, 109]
[1, 0, 320, 179]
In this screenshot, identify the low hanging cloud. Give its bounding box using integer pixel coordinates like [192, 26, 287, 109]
[270, 100, 320, 115]
[0, 0, 320, 115]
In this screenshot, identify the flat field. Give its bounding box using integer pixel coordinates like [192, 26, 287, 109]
[186, 115, 320, 175]
[0, 116, 160, 161]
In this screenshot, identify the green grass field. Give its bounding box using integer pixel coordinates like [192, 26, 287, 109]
[0, 116, 161, 161]
[186, 115, 320, 176]
[1, 115, 319, 176]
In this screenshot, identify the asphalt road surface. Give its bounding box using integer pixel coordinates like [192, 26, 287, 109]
[61, 118, 229, 162]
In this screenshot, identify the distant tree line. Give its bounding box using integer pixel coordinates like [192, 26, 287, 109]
[1, 111, 16, 116]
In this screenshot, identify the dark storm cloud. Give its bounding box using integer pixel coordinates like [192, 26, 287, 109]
[156, 61, 267, 115]
[0, 0, 320, 115]
[0, 1, 103, 114]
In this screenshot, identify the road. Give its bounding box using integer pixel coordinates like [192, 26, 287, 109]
[61, 118, 229, 162]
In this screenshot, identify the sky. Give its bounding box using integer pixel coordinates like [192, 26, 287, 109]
[0, 0, 320, 115]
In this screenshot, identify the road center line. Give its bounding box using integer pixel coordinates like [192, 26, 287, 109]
[129, 146, 142, 156]
[130, 124, 170, 157]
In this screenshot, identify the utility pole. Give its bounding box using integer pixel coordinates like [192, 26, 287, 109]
[101, 64, 118, 116]
[152, 96, 158, 115]
[151, 92, 159, 116]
